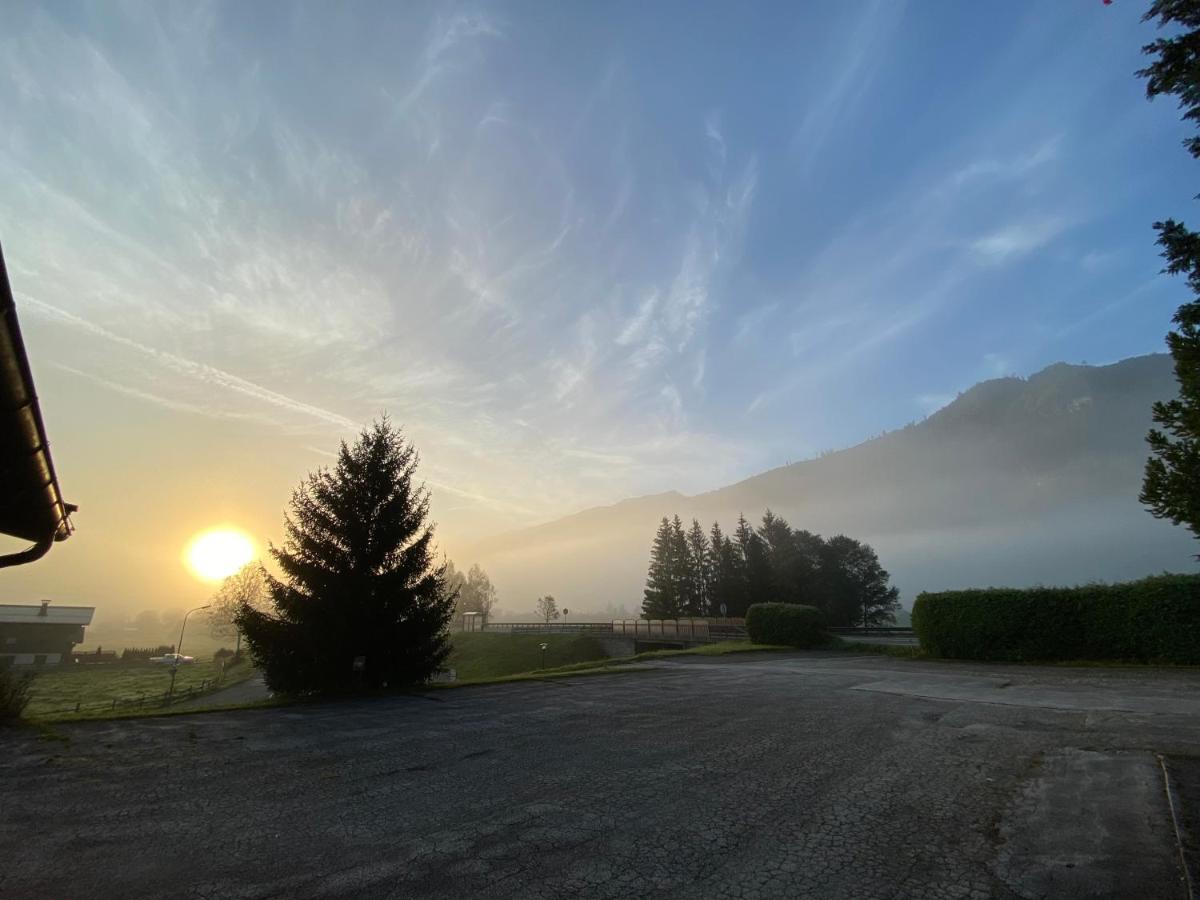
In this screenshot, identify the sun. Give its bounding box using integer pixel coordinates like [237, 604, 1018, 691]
[184, 528, 257, 583]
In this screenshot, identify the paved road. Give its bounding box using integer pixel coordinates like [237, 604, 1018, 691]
[170, 673, 271, 710]
[3, 652, 1198, 899]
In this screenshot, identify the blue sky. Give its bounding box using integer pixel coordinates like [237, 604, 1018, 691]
[0, 0, 1193, 566]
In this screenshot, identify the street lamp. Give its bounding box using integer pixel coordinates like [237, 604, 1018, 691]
[169, 604, 210, 699]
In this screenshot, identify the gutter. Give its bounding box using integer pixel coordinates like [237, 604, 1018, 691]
[0, 241, 75, 567]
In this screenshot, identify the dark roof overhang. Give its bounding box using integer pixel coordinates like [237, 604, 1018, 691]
[0, 241, 75, 566]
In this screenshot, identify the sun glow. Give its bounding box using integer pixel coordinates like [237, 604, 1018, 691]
[184, 528, 257, 583]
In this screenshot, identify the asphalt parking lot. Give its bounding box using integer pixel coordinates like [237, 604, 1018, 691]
[3, 652, 1199, 899]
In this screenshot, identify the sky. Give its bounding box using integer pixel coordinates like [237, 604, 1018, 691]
[0, 0, 1194, 616]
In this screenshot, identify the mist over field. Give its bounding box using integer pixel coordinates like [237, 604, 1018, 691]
[460, 354, 1196, 613]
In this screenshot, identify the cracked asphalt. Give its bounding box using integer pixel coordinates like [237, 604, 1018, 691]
[2, 652, 1198, 899]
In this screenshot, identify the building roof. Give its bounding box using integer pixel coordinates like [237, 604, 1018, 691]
[0, 603, 95, 626]
[0, 241, 75, 552]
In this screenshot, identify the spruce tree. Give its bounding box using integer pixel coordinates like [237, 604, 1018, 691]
[236, 419, 454, 694]
[708, 522, 741, 617]
[642, 517, 677, 618]
[1137, 2, 1200, 544]
[759, 510, 802, 603]
[733, 513, 771, 614]
[685, 518, 710, 616]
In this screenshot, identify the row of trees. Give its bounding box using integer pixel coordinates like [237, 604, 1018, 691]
[642, 511, 899, 627]
[444, 561, 497, 625]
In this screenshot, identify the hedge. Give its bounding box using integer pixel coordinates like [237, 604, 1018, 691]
[912, 573, 1200, 663]
[746, 603, 826, 648]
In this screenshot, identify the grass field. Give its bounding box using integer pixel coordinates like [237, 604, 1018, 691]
[23, 658, 254, 719]
[20, 636, 786, 722]
[449, 632, 612, 681]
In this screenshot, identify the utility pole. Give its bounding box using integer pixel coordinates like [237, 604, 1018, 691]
[169, 604, 210, 699]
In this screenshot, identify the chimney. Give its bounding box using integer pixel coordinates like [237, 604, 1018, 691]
[38, 599, 49, 617]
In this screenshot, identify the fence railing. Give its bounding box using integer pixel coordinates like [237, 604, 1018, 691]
[32, 678, 230, 718]
[827, 626, 915, 636]
[483, 622, 616, 633]
[480, 619, 748, 642]
[28, 658, 252, 719]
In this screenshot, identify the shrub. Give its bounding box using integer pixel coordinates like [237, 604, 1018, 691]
[0, 666, 34, 723]
[912, 573, 1200, 663]
[746, 603, 826, 648]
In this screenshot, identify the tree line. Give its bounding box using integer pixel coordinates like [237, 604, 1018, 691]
[444, 560, 497, 625]
[642, 510, 899, 628]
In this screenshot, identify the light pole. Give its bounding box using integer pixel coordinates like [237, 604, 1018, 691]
[169, 604, 210, 699]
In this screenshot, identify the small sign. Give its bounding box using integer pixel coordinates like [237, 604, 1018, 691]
[352, 656, 366, 673]
[720, 603, 728, 616]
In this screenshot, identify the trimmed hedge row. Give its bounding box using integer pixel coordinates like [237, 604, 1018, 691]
[746, 603, 826, 648]
[912, 573, 1200, 663]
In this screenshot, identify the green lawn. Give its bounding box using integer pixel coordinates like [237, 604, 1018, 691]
[448, 632, 611, 681]
[23, 658, 254, 719]
[447, 633, 795, 684]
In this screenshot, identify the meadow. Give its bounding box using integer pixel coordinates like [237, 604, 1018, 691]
[23, 657, 254, 719]
[448, 632, 610, 682]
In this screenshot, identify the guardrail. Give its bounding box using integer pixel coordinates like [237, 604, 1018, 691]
[483, 623, 615, 633]
[827, 626, 915, 635]
[481, 619, 748, 643]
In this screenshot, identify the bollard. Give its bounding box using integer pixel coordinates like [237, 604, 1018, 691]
[111, 699, 117, 711]
[75, 701, 80, 713]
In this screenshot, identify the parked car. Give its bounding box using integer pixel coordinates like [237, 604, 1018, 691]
[149, 653, 195, 665]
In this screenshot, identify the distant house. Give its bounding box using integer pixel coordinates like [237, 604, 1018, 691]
[0, 601, 94, 666]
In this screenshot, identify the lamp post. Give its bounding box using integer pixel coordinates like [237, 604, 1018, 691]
[169, 604, 210, 699]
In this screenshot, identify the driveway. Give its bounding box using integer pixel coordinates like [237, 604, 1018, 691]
[2, 652, 1197, 899]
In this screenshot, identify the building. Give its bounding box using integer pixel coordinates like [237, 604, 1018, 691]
[0, 601, 94, 666]
[0, 240, 76, 567]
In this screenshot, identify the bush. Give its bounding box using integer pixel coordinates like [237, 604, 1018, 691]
[912, 573, 1200, 663]
[0, 666, 34, 723]
[746, 603, 826, 648]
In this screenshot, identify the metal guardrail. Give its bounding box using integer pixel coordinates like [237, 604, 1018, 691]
[483, 623, 615, 633]
[480, 620, 748, 643]
[828, 626, 915, 635]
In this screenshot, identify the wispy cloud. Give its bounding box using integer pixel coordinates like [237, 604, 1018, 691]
[970, 217, 1069, 265]
[22, 296, 360, 431]
[52, 363, 255, 421]
[0, 0, 1173, 547]
[949, 136, 1062, 187]
[792, 0, 906, 176]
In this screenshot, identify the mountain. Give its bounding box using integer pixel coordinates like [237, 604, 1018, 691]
[463, 354, 1198, 615]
